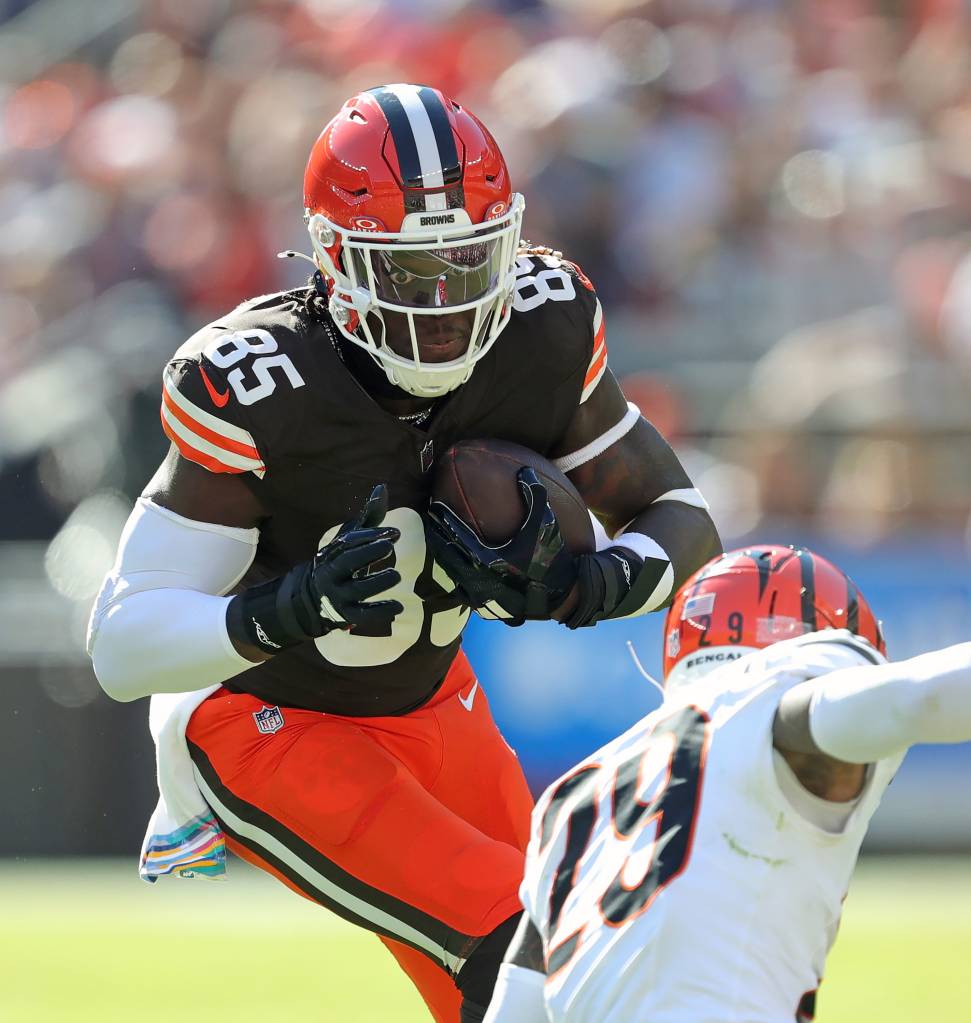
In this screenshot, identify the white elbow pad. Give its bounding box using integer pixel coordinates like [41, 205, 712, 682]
[88, 499, 258, 701]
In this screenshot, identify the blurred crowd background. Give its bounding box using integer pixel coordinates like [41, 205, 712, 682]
[3, 0, 971, 857]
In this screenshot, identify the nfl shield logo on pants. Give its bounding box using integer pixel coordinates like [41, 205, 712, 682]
[253, 705, 285, 735]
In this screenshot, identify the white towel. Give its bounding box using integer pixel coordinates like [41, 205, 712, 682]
[139, 686, 227, 882]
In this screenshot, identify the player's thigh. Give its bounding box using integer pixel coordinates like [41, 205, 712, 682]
[186, 689, 524, 949]
[427, 672, 534, 854]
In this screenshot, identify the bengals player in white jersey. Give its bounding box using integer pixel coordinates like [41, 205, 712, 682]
[485, 545, 971, 1023]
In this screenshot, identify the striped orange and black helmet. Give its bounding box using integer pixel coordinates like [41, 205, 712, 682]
[662, 545, 885, 687]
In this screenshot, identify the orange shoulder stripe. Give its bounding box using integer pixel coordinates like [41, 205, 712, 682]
[160, 410, 248, 474]
[584, 343, 608, 388]
[161, 386, 261, 461]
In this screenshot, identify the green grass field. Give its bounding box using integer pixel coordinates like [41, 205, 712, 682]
[2, 857, 969, 1021]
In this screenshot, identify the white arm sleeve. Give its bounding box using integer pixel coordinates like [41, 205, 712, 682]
[87, 498, 258, 702]
[807, 642, 971, 763]
[482, 964, 549, 1023]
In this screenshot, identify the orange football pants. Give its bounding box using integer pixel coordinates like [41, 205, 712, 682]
[185, 650, 533, 1022]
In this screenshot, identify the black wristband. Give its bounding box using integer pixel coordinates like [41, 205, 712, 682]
[226, 563, 336, 655]
[563, 547, 643, 630]
[607, 545, 671, 619]
[563, 554, 608, 629]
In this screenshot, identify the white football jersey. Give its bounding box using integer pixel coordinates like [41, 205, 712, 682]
[519, 630, 903, 1023]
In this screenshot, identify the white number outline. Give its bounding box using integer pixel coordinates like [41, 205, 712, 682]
[203, 329, 305, 406]
[512, 256, 576, 313]
[314, 507, 469, 668]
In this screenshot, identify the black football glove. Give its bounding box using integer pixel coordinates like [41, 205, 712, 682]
[426, 468, 579, 626]
[427, 469, 673, 630]
[227, 484, 404, 654]
[561, 546, 664, 628]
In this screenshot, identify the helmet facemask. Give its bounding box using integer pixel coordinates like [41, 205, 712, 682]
[308, 196, 525, 398]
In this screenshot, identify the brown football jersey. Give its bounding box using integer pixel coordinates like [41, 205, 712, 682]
[160, 252, 605, 715]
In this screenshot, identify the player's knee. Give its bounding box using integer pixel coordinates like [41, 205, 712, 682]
[455, 913, 522, 1009]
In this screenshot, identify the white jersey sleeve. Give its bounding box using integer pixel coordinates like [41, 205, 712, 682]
[87, 498, 256, 700]
[806, 641, 971, 762]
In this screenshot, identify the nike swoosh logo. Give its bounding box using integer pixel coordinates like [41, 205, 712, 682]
[458, 680, 479, 712]
[199, 365, 230, 407]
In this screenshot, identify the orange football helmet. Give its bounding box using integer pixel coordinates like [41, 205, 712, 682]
[302, 84, 524, 398]
[663, 545, 885, 688]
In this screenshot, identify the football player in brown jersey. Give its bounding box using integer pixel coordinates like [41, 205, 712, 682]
[88, 84, 721, 1023]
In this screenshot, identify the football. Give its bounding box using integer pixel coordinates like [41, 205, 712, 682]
[431, 439, 595, 554]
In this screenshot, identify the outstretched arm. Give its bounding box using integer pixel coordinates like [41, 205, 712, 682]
[774, 642, 971, 780]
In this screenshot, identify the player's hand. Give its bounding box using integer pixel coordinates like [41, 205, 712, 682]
[227, 484, 403, 655]
[426, 468, 578, 626]
[301, 483, 404, 635]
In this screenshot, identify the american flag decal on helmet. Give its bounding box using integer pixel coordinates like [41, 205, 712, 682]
[367, 84, 464, 213]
